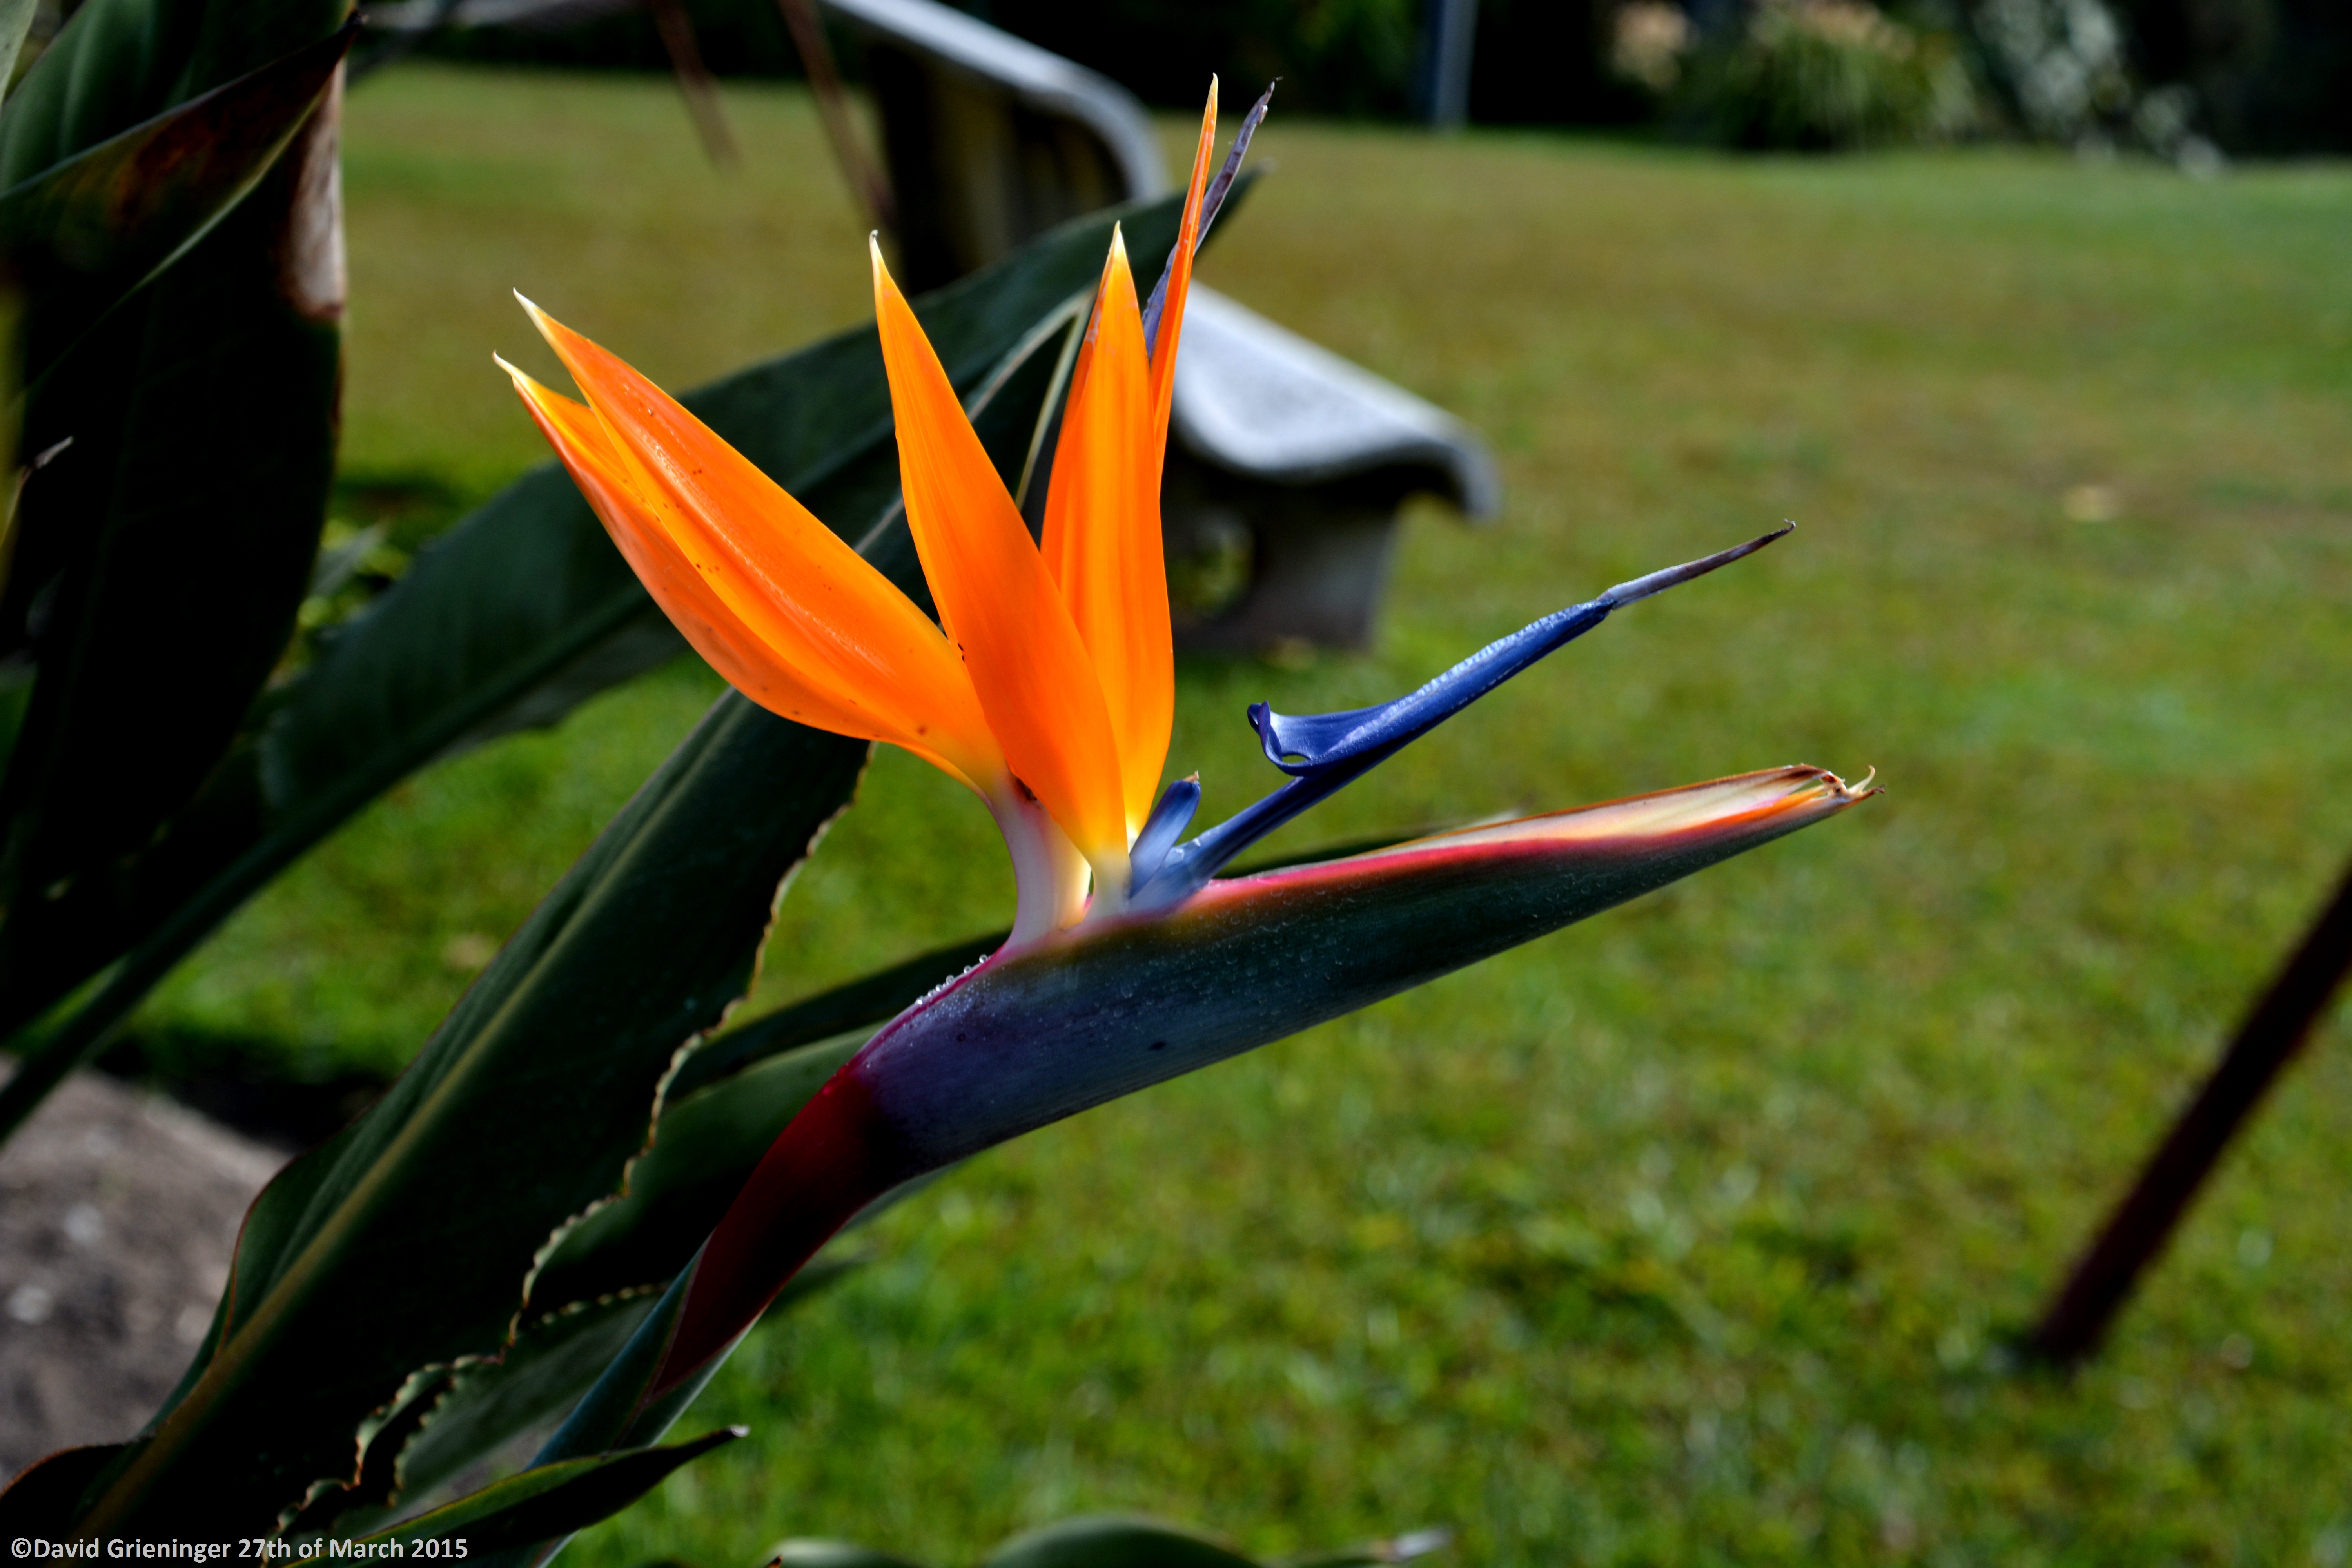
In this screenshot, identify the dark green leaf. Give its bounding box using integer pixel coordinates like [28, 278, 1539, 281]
[0, 0, 33, 110]
[68, 697, 870, 1537]
[0, 23, 352, 390]
[0, 0, 351, 1109]
[384, 1252, 862, 1515]
[0, 0, 339, 187]
[354, 1425, 742, 1550]
[667, 946, 995, 1100]
[390, 1295, 657, 1514]
[532, 1033, 867, 1309]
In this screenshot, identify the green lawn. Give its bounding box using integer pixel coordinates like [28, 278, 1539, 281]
[141, 65, 2352, 1565]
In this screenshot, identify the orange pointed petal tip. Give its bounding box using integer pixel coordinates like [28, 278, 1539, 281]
[867, 238, 1133, 869]
[496, 353, 883, 747]
[499, 304, 1007, 795]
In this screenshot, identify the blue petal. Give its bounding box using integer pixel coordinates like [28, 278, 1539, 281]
[1127, 776, 1202, 889]
[1131, 526, 1791, 910]
[1140, 82, 1276, 360]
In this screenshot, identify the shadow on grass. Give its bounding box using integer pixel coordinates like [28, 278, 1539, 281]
[96, 1026, 390, 1151]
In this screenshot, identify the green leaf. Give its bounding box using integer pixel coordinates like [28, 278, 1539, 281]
[981, 1518, 1259, 1568]
[541, 853, 1423, 1337]
[384, 1254, 861, 1515]
[0, 179, 1240, 1145]
[0, 0, 36, 113]
[531, 1032, 868, 1310]
[531, 834, 1452, 1317]
[668, 943, 998, 1102]
[0, 0, 339, 187]
[0, 23, 352, 390]
[368, 1027, 933, 1511]
[353, 1425, 742, 1551]
[0, 0, 351, 1109]
[68, 696, 870, 1537]
[387, 1293, 657, 1514]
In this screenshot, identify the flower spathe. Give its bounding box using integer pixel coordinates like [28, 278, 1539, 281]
[501, 89, 1223, 947]
[650, 765, 1874, 1394]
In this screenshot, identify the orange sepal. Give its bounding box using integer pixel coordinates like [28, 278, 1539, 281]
[516, 300, 1005, 792]
[869, 243, 1130, 866]
[504, 365, 829, 722]
[1039, 229, 1172, 834]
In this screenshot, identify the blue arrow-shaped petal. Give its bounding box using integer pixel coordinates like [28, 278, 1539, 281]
[1134, 525, 1794, 909]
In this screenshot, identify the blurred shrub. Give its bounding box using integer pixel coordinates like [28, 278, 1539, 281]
[1670, 0, 1973, 150]
[1610, 1, 1696, 93]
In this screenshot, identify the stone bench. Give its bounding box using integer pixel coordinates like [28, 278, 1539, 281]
[824, 0, 1500, 651]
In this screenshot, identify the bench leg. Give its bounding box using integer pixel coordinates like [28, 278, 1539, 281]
[1168, 494, 1401, 654]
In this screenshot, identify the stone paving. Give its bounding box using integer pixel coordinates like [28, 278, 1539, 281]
[0, 1069, 286, 1481]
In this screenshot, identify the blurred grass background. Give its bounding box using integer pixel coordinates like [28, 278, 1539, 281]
[138, 65, 2352, 1565]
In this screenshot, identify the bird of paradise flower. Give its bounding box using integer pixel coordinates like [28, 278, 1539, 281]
[499, 83, 1875, 1437]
